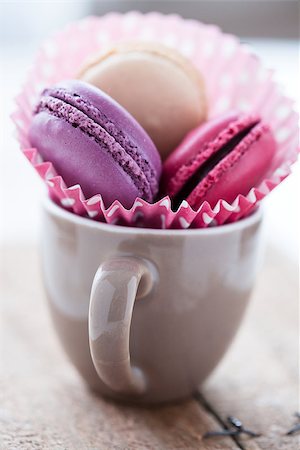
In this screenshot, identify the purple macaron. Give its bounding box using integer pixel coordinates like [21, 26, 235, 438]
[29, 80, 162, 208]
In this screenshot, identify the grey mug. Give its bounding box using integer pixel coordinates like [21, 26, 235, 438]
[41, 197, 263, 404]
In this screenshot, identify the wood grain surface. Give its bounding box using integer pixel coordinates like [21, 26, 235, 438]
[0, 245, 298, 450]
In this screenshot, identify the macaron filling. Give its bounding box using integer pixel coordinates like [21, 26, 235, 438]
[36, 93, 156, 202]
[172, 119, 259, 209]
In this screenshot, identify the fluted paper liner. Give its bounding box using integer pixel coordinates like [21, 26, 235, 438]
[13, 12, 299, 229]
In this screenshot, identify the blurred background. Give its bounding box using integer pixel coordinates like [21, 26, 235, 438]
[1, 0, 299, 261]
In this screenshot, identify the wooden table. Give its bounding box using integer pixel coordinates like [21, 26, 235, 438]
[1, 245, 298, 450]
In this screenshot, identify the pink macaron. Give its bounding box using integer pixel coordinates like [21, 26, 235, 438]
[162, 111, 277, 210]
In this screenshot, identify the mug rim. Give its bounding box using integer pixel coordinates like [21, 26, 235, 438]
[43, 196, 263, 236]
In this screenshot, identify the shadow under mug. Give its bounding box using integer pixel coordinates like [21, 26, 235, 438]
[41, 197, 264, 404]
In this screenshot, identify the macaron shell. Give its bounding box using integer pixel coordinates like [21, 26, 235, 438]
[78, 42, 207, 159]
[187, 123, 277, 209]
[29, 111, 141, 207]
[162, 111, 240, 196]
[54, 80, 162, 178]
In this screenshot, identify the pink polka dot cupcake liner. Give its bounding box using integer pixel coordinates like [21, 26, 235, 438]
[12, 12, 299, 229]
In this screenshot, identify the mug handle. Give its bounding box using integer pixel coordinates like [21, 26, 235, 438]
[89, 256, 153, 395]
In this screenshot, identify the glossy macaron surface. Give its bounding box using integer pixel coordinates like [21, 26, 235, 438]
[163, 112, 277, 210]
[29, 80, 161, 208]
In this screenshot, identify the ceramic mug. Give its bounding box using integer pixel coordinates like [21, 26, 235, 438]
[41, 197, 263, 404]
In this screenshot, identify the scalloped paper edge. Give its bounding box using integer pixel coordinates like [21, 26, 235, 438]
[12, 12, 299, 229]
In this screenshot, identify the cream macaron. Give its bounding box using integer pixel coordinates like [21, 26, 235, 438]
[78, 42, 207, 160]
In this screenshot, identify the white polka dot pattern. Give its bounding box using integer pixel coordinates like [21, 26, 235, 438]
[12, 12, 298, 229]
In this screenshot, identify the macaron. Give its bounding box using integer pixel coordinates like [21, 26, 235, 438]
[78, 42, 207, 160]
[29, 80, 162, 208]
[162, 111, 277, 210]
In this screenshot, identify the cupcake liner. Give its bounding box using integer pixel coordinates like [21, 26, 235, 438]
[13, 12, 299, 229]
